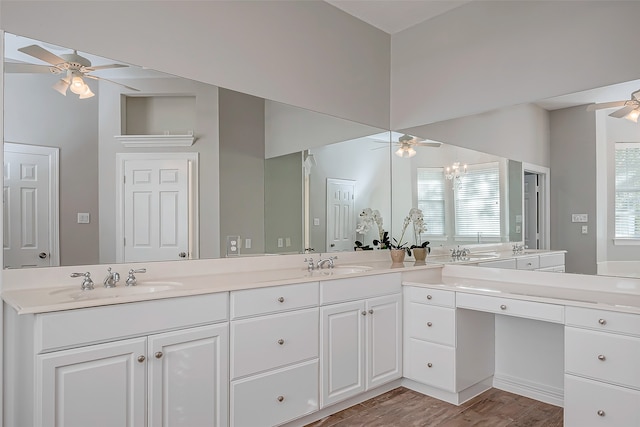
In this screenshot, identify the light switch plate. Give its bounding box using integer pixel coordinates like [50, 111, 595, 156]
[582, 225, 588, 234]
[572, 214, 588, 223]
[77, 213, 90, 224]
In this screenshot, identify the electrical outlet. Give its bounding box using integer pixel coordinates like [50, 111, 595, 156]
[572, 214, 588, 223]
[313, 218, 320, 226]
[582, 225, 588, 234]
[226, 235, 240, 256]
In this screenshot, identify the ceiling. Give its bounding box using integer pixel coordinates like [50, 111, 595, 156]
[325, 0, 472, 34]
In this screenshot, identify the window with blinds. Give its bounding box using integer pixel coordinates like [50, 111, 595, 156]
[416, 168, 445, 236]
[454, 162, 500, 237]
[615, 143, 640, 238]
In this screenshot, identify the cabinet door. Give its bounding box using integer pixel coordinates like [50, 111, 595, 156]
[148, 323, 229, 427]
[37, 337, 146, 427]
[366, 294, 402, 389]
[320, 300, 366, 408]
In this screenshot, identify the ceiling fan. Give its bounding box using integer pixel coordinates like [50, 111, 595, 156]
[586, 89, 640, 122]
[5, 44, 139, 98]
[393, 134, 442, 158]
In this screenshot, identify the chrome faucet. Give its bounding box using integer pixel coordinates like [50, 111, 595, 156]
[304, 257, 315, 271]
[71, 272, 94, 291]
[103, 267, 120, 288]
[450, 246, 470, 259]
[317, 256, 338, 269]
[512, 244, 527, 254]
[125, 268, 146, 286]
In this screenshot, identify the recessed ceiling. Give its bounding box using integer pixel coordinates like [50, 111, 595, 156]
[325, 0, 472, 34]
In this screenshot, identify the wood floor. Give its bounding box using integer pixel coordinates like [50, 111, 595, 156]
[306, 387, 564, 427]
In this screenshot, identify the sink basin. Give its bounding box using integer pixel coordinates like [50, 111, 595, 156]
[48, 281, 183, 302]
[309, 265, 373, 276]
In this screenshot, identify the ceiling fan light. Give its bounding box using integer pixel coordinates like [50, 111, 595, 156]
[69, 76, 86, 94]
[625, 109, 640, 123]
[79, 85, 95, 99]
[52, 78, 69, 96]
[395, 146, 417, 158]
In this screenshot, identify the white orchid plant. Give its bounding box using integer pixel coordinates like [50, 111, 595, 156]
[381, 208, 430, 255]
[355, 208, 388, 250]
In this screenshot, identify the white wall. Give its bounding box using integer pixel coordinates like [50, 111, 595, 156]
[391, 1, 640, 131]
[0, 0, 391, 129]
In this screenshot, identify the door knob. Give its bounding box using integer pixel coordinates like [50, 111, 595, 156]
[38, 252, 47, 259]
[178, 252, 187, 258]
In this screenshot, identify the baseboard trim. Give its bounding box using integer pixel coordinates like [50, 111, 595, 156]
[401, 376, 493, 405]
[493, 373, 564, 407]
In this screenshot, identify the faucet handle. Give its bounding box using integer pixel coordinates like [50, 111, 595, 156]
[71, 272, 94, 291]
[126, 268, 146, 286]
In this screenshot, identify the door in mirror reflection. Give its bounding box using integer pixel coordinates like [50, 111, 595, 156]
[4, 143, 59, 268]
[326, 178, 355, 252]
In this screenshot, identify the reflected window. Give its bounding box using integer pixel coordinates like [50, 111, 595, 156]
[615, 143, 640, 238]
[417, 168, 445, 237]
[454, 162, 500, 238]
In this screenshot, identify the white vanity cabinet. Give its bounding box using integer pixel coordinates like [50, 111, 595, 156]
[403, 286, 494, 404]
[478, 252, 565, 272]
[564, 306, 640, 426]
[229, 282, 320, 427]
[319, 273, 402, 408]
[4, 293, 229, 427]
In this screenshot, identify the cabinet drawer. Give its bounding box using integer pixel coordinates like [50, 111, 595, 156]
[320, 273, 401, 305]
[565, 375, 640, 427]
[404, 338, 455, 392]
[36, 293, 228, 353]
[405, 302, 455, 346]
[539, 253, 565, 269]
[230, 282, 318, 319]
[456, 293, 564, 323]
[566, 306, 640, 337]
[404, 286, 455, 308]
[231, 359, 319, 427]
[565, 327, 640, 389]
[231, 308, 318, 379]
[516, 256, 539, 270]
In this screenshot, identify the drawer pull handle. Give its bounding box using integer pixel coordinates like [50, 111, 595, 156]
[368, 309, 374, 314]
[277, 297, 285, 303]
[598, 318, 607, 325]
[427, 362, 433, 368]
[277, 396, 284, 403]
[155, 351, 163, 359]
[137, 355, 146, 363]
[426, 295, 433, 300]
[500, 304, 507, 310]
[427, 322, 433, 327]
[597, 354, 606, 361]
[362, 311, 367, 316]
[597, 410, 605, 417]
[277, 339, 285, 345]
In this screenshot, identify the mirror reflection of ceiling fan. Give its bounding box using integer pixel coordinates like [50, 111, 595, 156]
[5, 44, 139, 99]
[586, 89, 640, 123]
[393, 134, 442, 158]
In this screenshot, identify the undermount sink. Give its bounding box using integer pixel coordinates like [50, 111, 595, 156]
[309, 265, 373, 276]
[48, 281, 183, 302]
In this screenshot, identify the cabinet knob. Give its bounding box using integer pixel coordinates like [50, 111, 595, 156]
[137, 355, 146, 363]
[277, 297, 285, 303]
[277, 339, 285, 345]
[368, 309, 374, 314]
[427, 362, 433, 368]
[597, 354, 606, 361]
[155, 351, 163, 359]
[362, 311, 367, 316]
[597, 410, 605, 417]
[598, 318, 607, 325]
[500, 304, 507, 310]
[426, 295, 432, 300]
[277, 396, 284, 402]
[427, 322, 433, 327]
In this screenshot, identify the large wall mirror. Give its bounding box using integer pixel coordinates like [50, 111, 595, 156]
[2, 32, 390, 268]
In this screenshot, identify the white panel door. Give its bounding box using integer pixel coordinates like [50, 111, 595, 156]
[366, 294, 402, 389]
[321, 300, 365, 408]
[326, 178, 355, 252]
[3, 144, 58, 268]
[148, 324, 229, 427]
[524, 173, 539, 249]
[37, 337, 146, 427]
[124, 158, 189, 262]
